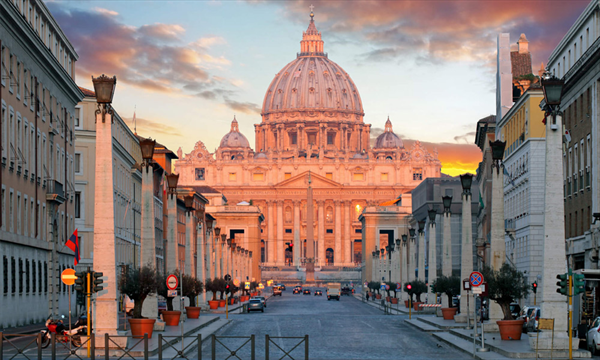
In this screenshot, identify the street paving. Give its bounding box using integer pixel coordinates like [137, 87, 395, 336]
[199, 287, 471, 359]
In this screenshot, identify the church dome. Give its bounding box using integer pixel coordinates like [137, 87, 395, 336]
[374, 118, 404, 149]
[261, 12, 363, 117]
[220, 117, 250, 148]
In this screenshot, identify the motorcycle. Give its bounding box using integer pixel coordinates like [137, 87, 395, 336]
[36, 315, 88, 349]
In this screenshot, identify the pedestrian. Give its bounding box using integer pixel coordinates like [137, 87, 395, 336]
[366, 293, 370, 301]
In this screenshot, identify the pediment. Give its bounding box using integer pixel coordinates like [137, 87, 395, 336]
[275, 171, 342, 189]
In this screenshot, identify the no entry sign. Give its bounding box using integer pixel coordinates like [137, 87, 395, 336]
[167, 274, 179, 290]
[469, 272, 483, 287]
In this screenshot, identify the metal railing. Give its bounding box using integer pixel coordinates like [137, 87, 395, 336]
[158, 334, 202, 360]
[104, 333, 148, 360]
[211, 335, 255, 360]
[51, 333, 95, 360]
[0, 332, 42, 360]
[265, 335, 308, 360]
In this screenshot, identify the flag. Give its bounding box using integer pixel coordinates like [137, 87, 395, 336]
[564, 129, 571, 144]
[66, 229, 80, 266]
[503, 167, 516, 187]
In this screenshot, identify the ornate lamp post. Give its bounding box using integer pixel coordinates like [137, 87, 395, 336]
[205, 217, 214, 281]
[427, 208, 438, 304]
[380, 248, 385, 281]
[385, 245, 391, 281]
[166, 173, 179, 274]
[530, 71, 572, 350]
[213, 227, 221, 279]
[226, 239, 232, 278]
[456, 173, 474, 324]
[196, 209, 207, 304]
[91, 74, 118, 336]
[184, 195, 195, 276]
[417, 220, 426, 283]
[401, 235, 408, 300]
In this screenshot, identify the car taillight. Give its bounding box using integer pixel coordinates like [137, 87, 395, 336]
[597, 327, 600, 333]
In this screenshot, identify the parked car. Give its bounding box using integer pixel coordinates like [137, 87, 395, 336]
[248, 299, 264, 312]
[277, 284, 286, 291]
[587, 317, 600, 355]
[341, 287, 352, 296]
[510, 303, 521, 320]
[293, 287, 301, 294]
[314, 290, 322, 296]
[251, 296, 266, 308]
[273, 287, 282, 296]
[303, 289, 311, 295]
[526, 308, 541, 333]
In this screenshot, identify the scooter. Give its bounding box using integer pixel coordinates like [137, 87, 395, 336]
[36, 315, 88, 349]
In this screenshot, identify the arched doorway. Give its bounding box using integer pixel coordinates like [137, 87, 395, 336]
[326, 248, 334, 265]
[285, 243, 293, 266]
[261, 240, 265, 263]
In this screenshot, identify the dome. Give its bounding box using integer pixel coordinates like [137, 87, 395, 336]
[374, 118, 404, 149]
[261, 13, 363, 117]
[220, 117, 250, 148]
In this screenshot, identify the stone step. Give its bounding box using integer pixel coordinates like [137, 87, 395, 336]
[433, 332, 511, 360]
[417, 315, 470, 330]
[404, 319, 444, 332]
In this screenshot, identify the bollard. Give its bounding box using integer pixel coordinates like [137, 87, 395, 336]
[51, 333, 56, 360]
[158, 334, 163, 360]
[305, 335, 309, 360]
[91, 335, 95, 359]
[251, 334, 255, 360]
[144, 334, 149, 360]
[37, 332, 42, 360]
[105, 333, 109, 360]
[0, 332, 3, 360]
[265, 335, 270, 360]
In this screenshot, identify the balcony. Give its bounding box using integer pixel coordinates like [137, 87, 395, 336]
[46, 180, 66, 204]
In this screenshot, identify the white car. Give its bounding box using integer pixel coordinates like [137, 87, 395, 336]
[251, 296, 266, 308]
[587, 317, 600, 355]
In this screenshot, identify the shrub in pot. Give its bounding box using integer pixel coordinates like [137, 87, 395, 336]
[432, 275, 460, 320]
[157, 271, 182, 326]
[481, 263, 529, 340]
[214, 278, 227, 306]
[119, 266, 158, 338]
[183, 274, 204, 319]
[205, 278, 220, 309]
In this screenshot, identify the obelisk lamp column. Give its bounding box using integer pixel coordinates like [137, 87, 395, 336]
[529, 71, 573, 350]
[184, 195, 195, 276]
[401, 235, 408, 300]
[409, 228, 416, 282]
[166, 173, 179, 274]
[456, 173, 474, 323]
[213, 227, 221, 279]
[488, 139, 506, 323]
[427, 208, 438, 304]
[417, 220, 426, 283]
[91, 74, 118, 335]
[197, 209, 207, 304]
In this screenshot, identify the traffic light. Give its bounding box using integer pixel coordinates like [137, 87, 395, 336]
[286, 242, 293, 252]
[74, 271, 88, 293]
[532, 281, 537, 294]
[92, 272, 104, 293]
[556, 273, 568, 296]
[573, 273, 585, 295]
[225, 283, 231, 294]
[406, 284, 412, 291]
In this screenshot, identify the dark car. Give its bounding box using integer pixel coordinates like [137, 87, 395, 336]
[248, 299, 264, 312]
[273, 287, 282, 296]
[277, 284, 286, 291]
[341, 287, 351, 296]
[303, 289, 311, 295]
[293, 287, 301, 294]
[314, 290, 322, 296]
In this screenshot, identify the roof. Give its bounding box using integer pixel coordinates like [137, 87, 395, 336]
[189, 186, 221, 194]
[379, 199, 401, 206]
[510, 51, 532, 78]
[79, 87, 95, 97]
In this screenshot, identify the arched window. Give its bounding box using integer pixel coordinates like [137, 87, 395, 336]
[285, 206, 292, 223]
[326, 206, 333, 223]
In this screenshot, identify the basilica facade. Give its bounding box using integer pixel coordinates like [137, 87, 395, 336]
[175, 12, 442, 268]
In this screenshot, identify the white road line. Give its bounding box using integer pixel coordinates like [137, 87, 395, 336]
[361, 320, 375, 329]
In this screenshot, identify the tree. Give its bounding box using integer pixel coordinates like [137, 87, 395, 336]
[409, 280, 427, 302]
[481, 263, 529, 320]
[182, 274, 204, 307]
[385, 282, 397, 297]
[214, 278, 227, 300]
[432, 275, 460, 307]
[118, 266, 158, 319]
[157, 270, 180, 311]
[205, 278, 218, 301]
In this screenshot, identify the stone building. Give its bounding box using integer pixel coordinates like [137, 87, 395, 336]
[175, 11, 441, 279]
[0, 0, 83, 327]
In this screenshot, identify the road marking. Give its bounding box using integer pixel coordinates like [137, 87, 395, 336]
[361, 320, 375, 329]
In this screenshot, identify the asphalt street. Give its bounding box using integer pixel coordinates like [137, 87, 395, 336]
[200, 286, 470, 360]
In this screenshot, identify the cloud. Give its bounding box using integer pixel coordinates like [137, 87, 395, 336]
[454, 131, 477, 144]
[93, 7, 118, 16]
[223, 97, 261, 115]
[125, 117, 183, 137]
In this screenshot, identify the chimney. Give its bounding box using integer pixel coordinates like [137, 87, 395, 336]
[518, 33, 529, 54]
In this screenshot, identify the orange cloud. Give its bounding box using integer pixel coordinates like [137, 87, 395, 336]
[403, 140, 481, 177]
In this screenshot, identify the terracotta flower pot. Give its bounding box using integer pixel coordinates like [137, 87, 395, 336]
[404, 300, 410, 308]
[128, 318, 156, 339]
[185, 307, 201, 319]
[375, 294, 382, 299]
[413, 302, 423, 311]
[162, 310, 181, 326]
[208, 300, 219, 309]
[229, 298, 235, 305]
[385, 296, 390, 302]
[497, 319, 525, 340]
[390, 298, 398, 304]
[219, 299, 226, 307]
[441, 307, 458, 320]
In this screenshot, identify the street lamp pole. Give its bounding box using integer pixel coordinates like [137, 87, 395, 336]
[441, 195, 452, 308]
[457, 173, 474, 324]
[427, 208, 438, 304]
[166, 173, 179, 274]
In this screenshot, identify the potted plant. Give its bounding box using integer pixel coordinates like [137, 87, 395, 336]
[205, 279, 220, 309]
[403, 282, 414, 308]
[367, 281, 377, 299]
[386, 282, 399, 304]
[229, 284, 239, 305]
[157, 271, 182, 326]
[215, 278, 227, 307]
[250, 281, 259, 297]
[374, 282, 382, 299]
[482, 263, 529, 340]
[183, 274, 204, 319]
[432, 275, 460, 320]
[119, 266, 159, 338]
[408, 280, 427, 310]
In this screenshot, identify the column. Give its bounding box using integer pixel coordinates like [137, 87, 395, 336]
[277, 201, 284, 266]
[441, 210, 452, 308]
[140, 159, 157, 319]
[318, 201, 325, 266]
[206, 230, 212, 280]
[401, 243, 408, 301]
[529, 111, 572, 349]
[334, 200, 341, 265]
[456, 188, 473, 323]
[166, 192, 177, 273]
[344, 201, 352, 265]
[93, 108, 118, 334]
[293, 201, 300, 266]
[418, 231, 425, 284]
[428, 218, 437, 304]
[409, 238, 416, 283]
[488, 153, 505, 324]
[249, 252, 253, 281]
[196, 218, 206, 304]
[219, 237, 225, 279]
[185, 211, 193, 276]
[213, 235, 219, 279]
[267, 201, 275, 265]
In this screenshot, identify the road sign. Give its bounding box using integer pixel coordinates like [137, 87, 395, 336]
[380, 284, 386, 290]
[61, 268, 77, 286]
[234, 279, 240, 287]
[258, 283, 264, 289]
[463, 280, 471, 291]
[472, 287, 483, 294]
[245, 282, 250, 290]
[167, 289, 177, 297]
[166, 274, 179, 290]
[364, 282, 368, 287]
[224, 274, 231, 281]
[469, 271, 484, 287]
[385, 284, 390, 290]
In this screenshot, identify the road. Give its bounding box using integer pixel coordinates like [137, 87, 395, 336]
[200, 286, 469, 359]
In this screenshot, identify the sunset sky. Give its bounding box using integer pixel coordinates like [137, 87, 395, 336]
[47, 0, 589, 176]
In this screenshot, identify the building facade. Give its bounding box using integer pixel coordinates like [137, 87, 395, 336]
[175, 12, 441, 274]
[1, 0, 82, 327]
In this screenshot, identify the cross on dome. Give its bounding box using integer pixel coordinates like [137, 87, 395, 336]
[385, 116, 393, 132]
[309, 4, 314, 19]
[231, 115, 239, 132]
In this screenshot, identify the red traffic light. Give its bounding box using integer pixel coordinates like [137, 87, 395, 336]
[533, 283, 537, 288]
[406, 284, 412, 290]
[290, 243, 294, 247]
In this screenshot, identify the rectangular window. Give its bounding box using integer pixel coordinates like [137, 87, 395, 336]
[289, 132, 297, 146]
[285, 229, 292, 234]
[32, 261, 36, 293]
[353, 173, 364, 181]
[3, 256, 7, 294]
[25, 260, 29, 293]
[326, 229, 333, 234]
[38, 261, 42, 293]
[381, 173, 389, 181]
[355, 229, 362, 234]
[253, 173, 264, 181]
[18, 258, 22, 293]
[325, 173, 333, 180]
[74, 107, 81, 128]
[284, 172, 292, 180]
[74, 192, 81, 218]
[195, 168, 205, 181]
[75, 153, 81, 174]
[307, 133, 316, 146]
[327, 133, 335, 145]
[228, 173, 237, 181]
[413, 168, 423, 181]
[11, 257, 15, 294]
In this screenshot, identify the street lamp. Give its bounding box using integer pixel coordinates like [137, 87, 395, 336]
[91, 74, 116, 123]
[418, 220, 426, 234]
[442, 195, 452, 215]
[184, 195, 195, 211]
[409, 228, 416, 239]
[214, 227, 221, 237]
[541, 71, 564, 108]
[139, 137, 156, 169]
[428, 208, 437, 223]
[221, 234, 227, 243]
[395, 239, 401, 247]
[402, 234, 408, 245]
[489, 140, 506, 174]
[166, 173, 179, 195]
[460, 173, 473, 196]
